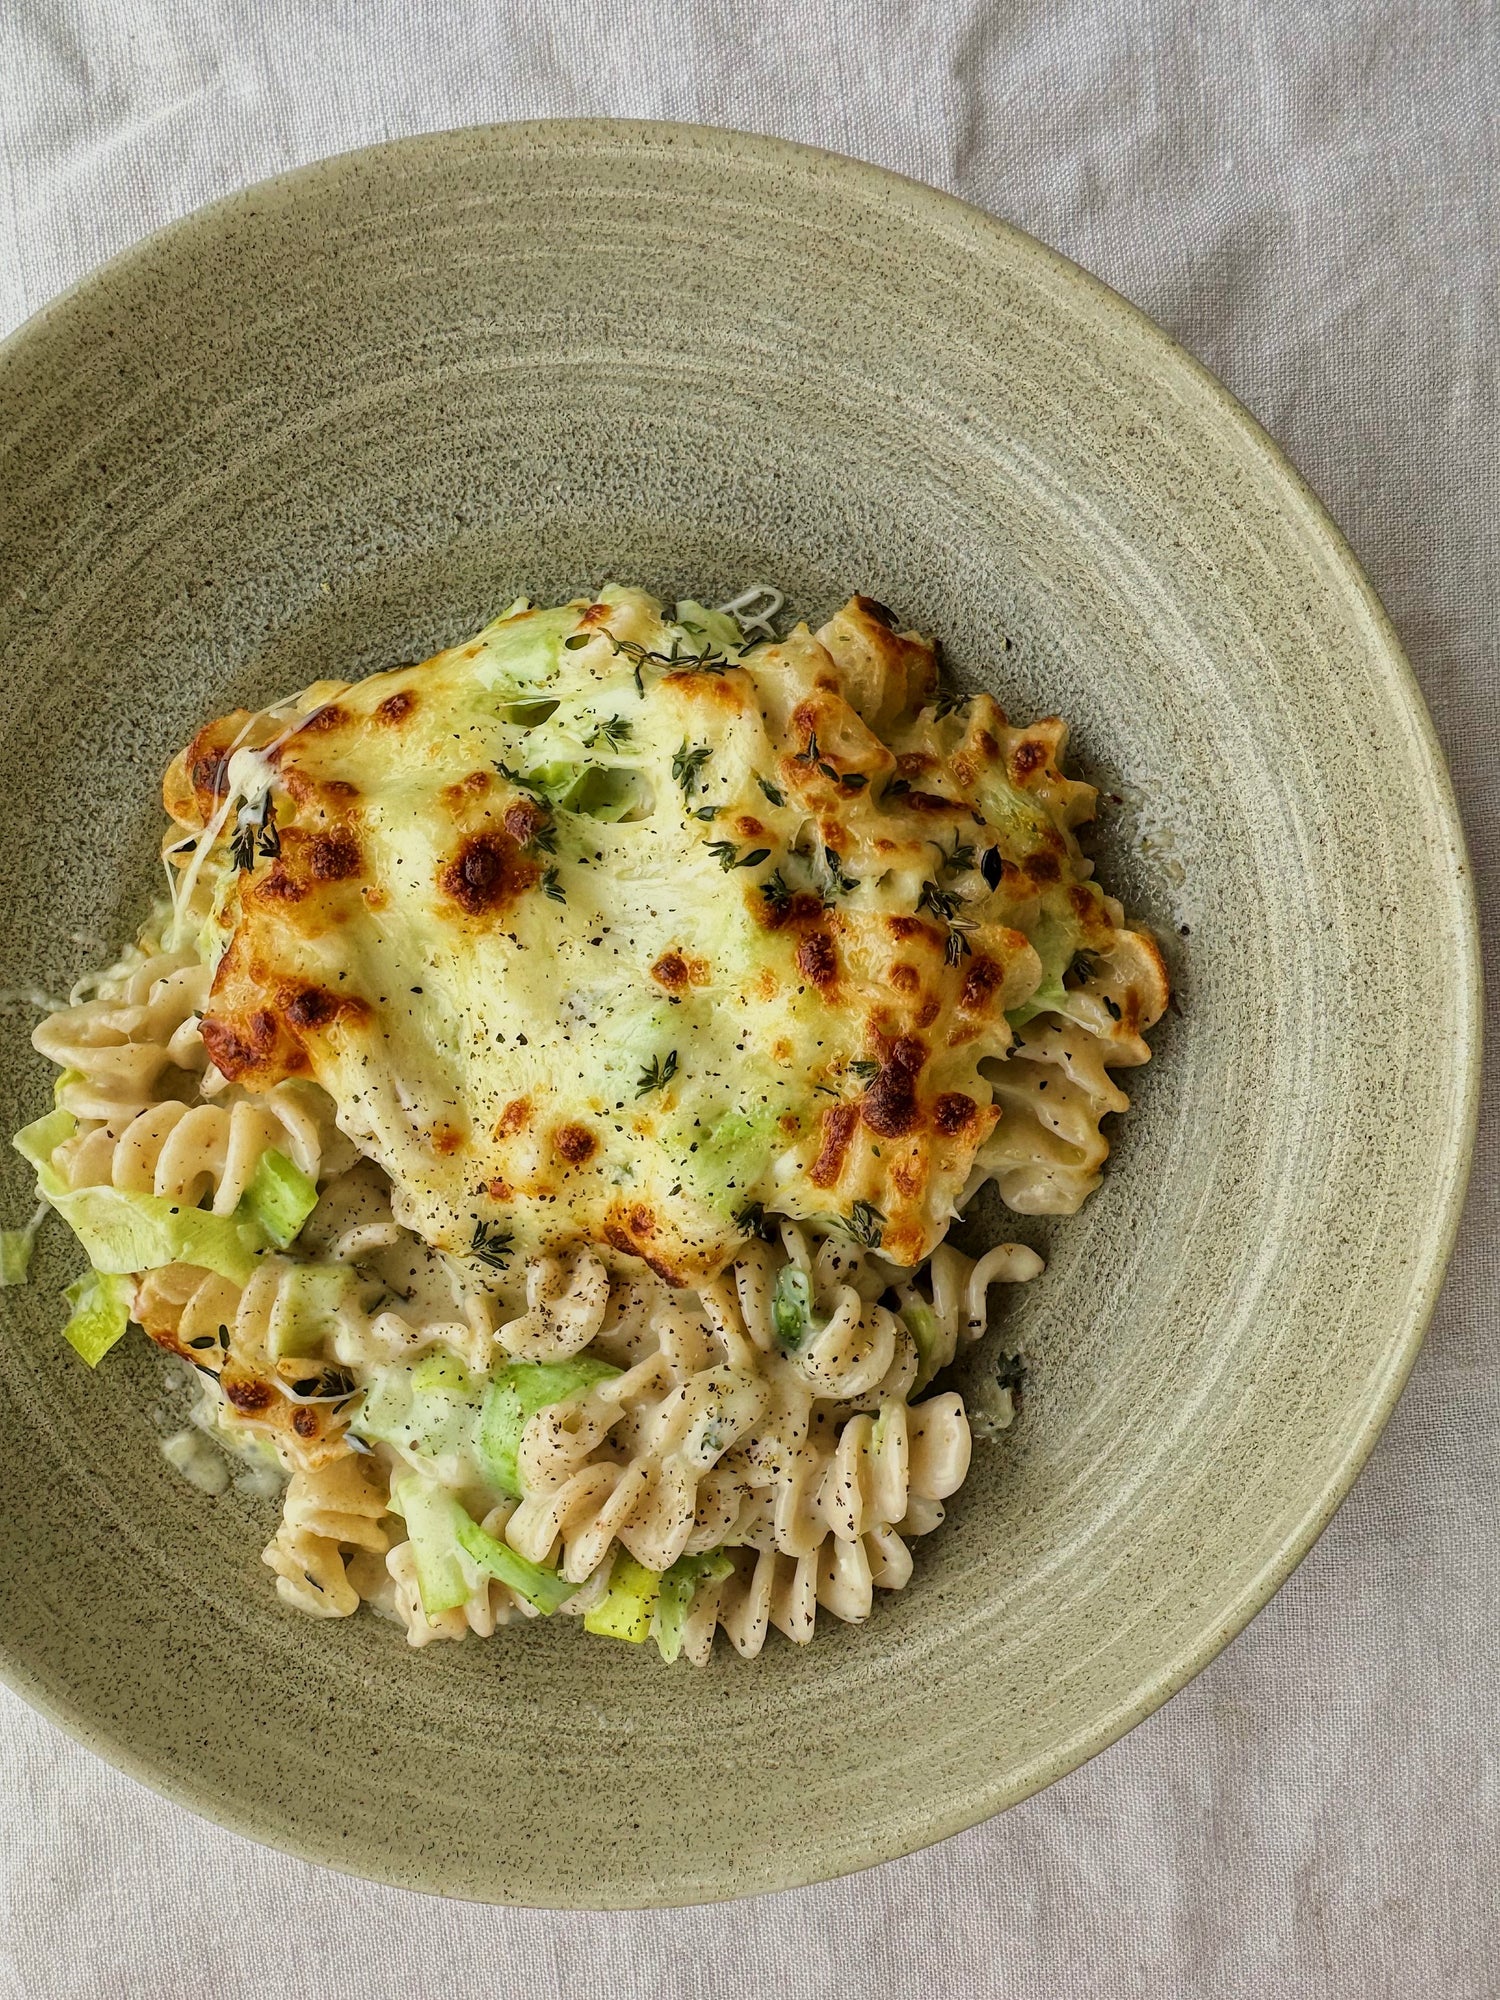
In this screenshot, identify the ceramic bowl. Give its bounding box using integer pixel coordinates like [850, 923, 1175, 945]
[0, 122, 1478, 1905]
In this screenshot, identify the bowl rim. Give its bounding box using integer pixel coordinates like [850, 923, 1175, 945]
[0, 116, 1482, 1905]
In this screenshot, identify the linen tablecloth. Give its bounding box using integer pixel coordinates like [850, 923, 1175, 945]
[2, 3, 1496, 1993]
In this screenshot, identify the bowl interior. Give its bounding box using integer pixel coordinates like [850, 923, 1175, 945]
[0, 123, 1476, 1905]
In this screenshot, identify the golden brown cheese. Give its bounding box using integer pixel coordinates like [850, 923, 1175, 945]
[163, 588, 1166, 1284]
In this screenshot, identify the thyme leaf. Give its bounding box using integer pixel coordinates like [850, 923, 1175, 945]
[672, 740, 713, 800]
[636, 1049, 679, 1096]
[470, 1220, 515, 1270]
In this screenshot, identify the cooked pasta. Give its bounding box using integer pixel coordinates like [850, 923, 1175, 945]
[9, 585, 1168, 1662]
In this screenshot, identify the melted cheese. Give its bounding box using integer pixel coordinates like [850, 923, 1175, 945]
[163, 589, 1166, 1288]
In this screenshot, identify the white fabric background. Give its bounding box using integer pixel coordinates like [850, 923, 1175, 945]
[1, 3, 1496, 1994]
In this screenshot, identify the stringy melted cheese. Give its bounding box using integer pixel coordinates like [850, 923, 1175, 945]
[162, 588, 1166, 1287]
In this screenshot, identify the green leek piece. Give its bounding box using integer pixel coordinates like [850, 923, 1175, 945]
[672, 601, 744, 653]
[477, 1357, 621, 1498]
[652, 1551, 734, 1663]
[771, 1264, 816, 1352]
[60, 1270, 132, 1367]
[0, 1211, 41, 1288]
[454, 1515, 575, 1614]
[235, 1149, 318, 1251]
[43, 1185, 262, 1284]
[266, 1263, 355, 1359]
[389, 1472, 469, 1617]
[902, 1301, 943, 1390]
[15, 1107, 264, 1282]
[351, 1351, 483, 1463]
[13, 1107, 76, 1182]
[583, 1554, 663, 1644]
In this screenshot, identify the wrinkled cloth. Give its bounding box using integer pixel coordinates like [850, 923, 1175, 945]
[1, 2, 1497, 1995]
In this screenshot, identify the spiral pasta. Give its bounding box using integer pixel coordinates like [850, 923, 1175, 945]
[13, 585, 1169, 1668]
[261, 1454, 390, 1618]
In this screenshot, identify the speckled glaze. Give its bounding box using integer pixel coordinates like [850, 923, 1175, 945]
[0, 123, 1479, 1907]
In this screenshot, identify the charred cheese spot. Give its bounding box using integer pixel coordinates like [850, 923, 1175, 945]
[486, 1178, 513, 1200]
[663, 668, 746, 708]
[754, 889, 826, 933]
[932, 1092, 978, 1135]
[809, 1103, 859, 1188]
[431, 1123, 467, 1157]
[896, 751, 938, 778]
[292, 1407, 320, 1438]
[796, 933, 837, 989]
[251, 866, 304, 903]
[554, 1123, 598, 1165]
[223, 1377, 274, 1412]
[495, 1099, 531, 1137]
[888, 964, 919, 994]
[1011, 738, 1049, 779]
[735, 815, 766, 839]
[862, 1036, 926, 1138]
[502, 796, 549, 847]
[903, 790, 967, 816]
[1024, 850, 1062, 885]
[284, 986, 339, 1030]
[959, 956, 1006, 1012]
[887, 915, 939, 945]
[441, 769, 493, 808]
[438, 832, 538, 917]
[651, 952, 690, 992]
[376, 690, 417, 725]
[308, 830, 362, 881]
[301, 704, 348, 734]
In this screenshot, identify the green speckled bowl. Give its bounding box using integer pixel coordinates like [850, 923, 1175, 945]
[0, 123, 1479, 1906]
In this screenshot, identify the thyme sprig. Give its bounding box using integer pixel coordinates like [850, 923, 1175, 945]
[587, 630, 731, 696]
[759, 871, 793, 915]
[470, 1220, 516, 1271]
[636, 1049, 679, 1096]
[756, 776, 785, 807]
[707, 841, 773, 873]
[818, 846, 859, 899]
[585, 715, 633, 751]
[540, 866, 566, 903]
[826, 1200, 886, 1249]
[672, 740, 713, 800]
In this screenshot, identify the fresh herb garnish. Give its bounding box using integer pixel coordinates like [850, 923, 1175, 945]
[883, 776, 912, 802]
[256, 797, 280, 859]
[1102, 994, 1122, 1021]
[828, 1200, 885, 1249]
[756, 776, 785, 807]
[943, 921, 978, 966]
[917, 879, 962, 923]
[847, 1058, 880, 1081]
[707, 842, 772, 872]
[931, 691, 968, 720]
[1064, 949, 1099, 988]
[636, 1049, 679, 1096]
[564, 632, 592, 651]
[980, 845, 1004, 890]
[585, 715, 633, 751]
[759, 871, 792, 915]
[496, 761, 552, 800]
[540, 866, 566, 903]
[229, 821, 258, 872]
[819, 847, 859, 899]
[692, 805, 721, 822]
[672, 740, 713, 801]
[734, 1200, 774, 1240]
[599, 631, 729, 696]
[841, 772, 869, 790]
[470, 1220, 515, 1270]
[938, 837, 976, 876]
